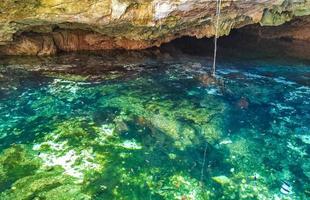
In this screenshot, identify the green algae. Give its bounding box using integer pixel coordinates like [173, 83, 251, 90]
[52, 118, 99, 146]
[0, 169, 90, 200]
[0, 145, 41, 191]
[260, 9, 293, 26]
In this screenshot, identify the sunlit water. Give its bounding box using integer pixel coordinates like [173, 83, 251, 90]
[0, 38, 309, 199]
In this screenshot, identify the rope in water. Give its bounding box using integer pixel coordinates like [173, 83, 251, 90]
[212, 0, 222, 77]
[200, 0, 222, 186]
[200, 143, 208, 184]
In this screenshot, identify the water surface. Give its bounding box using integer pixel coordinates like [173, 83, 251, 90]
[0, 37, 309, 200]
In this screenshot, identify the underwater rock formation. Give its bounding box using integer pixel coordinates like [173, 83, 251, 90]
[0, 0, 310, 55]
[0, 48, 310, 199]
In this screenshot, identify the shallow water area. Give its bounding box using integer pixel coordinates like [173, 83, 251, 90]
[0, 36, 309, 200]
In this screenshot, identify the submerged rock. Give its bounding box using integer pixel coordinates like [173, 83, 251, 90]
[0, 54, 309, 199]
[0, 170, 90, 200]
[212, 175, 231, 185]
[0, 145, 41, 191]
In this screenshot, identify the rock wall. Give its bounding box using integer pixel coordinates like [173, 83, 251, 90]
[0, 0, 309, 55]
[241, 15, 310, 41]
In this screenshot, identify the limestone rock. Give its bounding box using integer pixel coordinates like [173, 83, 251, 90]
[0, 0, 309, 55]
[0, 34, 57, 56]
[242, 16, 310, 41]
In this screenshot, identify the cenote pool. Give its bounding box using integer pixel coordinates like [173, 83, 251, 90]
[0, 37, 309, 199]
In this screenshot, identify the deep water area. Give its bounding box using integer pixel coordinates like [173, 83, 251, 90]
[0, 35, 309, 200]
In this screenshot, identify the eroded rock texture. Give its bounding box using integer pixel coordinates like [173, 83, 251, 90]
[242, 15, 310, 41]
[0, 0, 309, 55]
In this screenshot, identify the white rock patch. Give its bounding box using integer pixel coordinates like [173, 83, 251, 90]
[154, 2, 176, 20]
[120, 140, 142, 149]
[39, 150, 82, 178]
[178, 0, 195, 12]
[111, 0, 128, 19]
[33, 141, 101, 180]
[101, 124, 114, 136]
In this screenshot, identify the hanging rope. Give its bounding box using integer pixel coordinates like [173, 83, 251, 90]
[212, 0, 222, 77]
[200, 0, 222, 186]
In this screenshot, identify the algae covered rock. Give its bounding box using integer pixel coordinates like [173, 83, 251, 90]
[0, 169, 90, 200]
[0, 145, 41, 191]
[0, 145, 90, 200]
[0, 118, 107, 199]
[32, 118, 107, 180]
[212, 175, 231, 185]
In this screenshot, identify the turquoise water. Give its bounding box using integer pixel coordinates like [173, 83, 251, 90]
[0, 40, 309, 199]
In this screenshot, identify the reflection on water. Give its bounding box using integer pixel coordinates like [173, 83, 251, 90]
[0, 37, 309, 199]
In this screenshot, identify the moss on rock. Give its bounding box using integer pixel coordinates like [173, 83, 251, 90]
[0, 145, 41, 191]
[0, 169, 90, 200]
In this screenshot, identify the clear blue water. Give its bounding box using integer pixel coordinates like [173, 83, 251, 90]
[0, 38, 309, 199]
